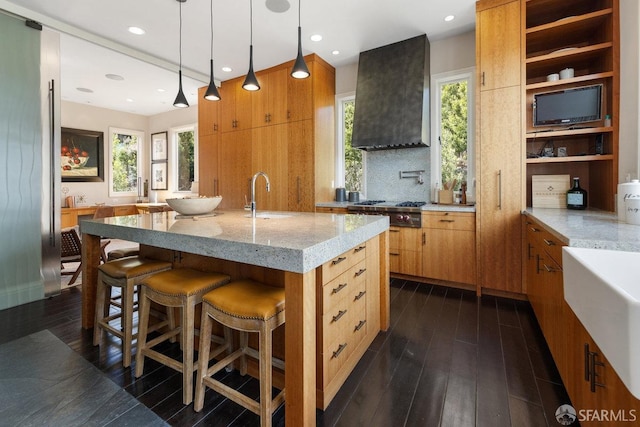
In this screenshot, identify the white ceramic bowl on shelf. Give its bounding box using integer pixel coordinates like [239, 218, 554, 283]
[166, 196, 222, 215]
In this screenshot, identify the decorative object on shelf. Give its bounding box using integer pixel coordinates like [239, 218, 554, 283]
[625, 195, 640, 225]
[532, 174, 570, 208]
[61, 127, 104, 182]
[291, 0, 310, 79]
[242, 0, 260, 91]
[566, 177, 587, 210]
[557, 147, 567, 157]
[204, 0, 221, 101]
[617, 179, 640, 223]
[151, 131, 168, 162]
[546, 73, 559, 82]
[173, 0, 189, 108]
[151, 162, 168, 190]
[559, 67, 574, 79]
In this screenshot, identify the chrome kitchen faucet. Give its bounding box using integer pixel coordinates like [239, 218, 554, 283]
[250, 171, 270, 218]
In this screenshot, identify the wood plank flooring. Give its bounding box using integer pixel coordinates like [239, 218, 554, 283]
[0, 278, 573, 426]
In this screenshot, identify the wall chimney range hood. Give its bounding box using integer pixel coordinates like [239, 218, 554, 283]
[352, 35, 430, 151]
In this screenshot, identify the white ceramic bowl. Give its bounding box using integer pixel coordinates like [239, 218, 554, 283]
[166, 196, 222, 215]
[61, 155, 89, 169]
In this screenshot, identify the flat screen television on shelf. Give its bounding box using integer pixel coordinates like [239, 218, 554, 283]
[533, 84, 602, 127]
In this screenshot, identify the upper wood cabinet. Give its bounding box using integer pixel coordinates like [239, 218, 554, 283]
[252, 68, 288, 127]
[197, 54, 335, 211]
[219, 78, 252, 133]
[197, 86, 221, 136]
[477, 0, 521, 91]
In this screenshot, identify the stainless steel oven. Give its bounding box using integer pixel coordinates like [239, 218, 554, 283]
[347, 201, 425, 228]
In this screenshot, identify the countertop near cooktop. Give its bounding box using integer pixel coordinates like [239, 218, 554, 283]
[524, 208, 640, 252]
[316, 202, 476, 213]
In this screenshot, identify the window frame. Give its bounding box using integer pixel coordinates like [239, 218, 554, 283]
[430, 67, 475, 196]
[171, 124, 198, 193]
[108, 127, 144, 197]
[335, 91, 366, 197]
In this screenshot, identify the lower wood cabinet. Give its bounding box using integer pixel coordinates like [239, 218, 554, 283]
[388, 226, 423, 277]
[524, 215, 640, 424]
[61, 205, 138, 229]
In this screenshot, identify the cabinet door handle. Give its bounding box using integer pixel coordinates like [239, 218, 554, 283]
[354, 319, 366, 332]
[497, 170, 502, 210]
[354, 245, 366, 253]
[439, 219, 455, 223]
[482, 71, 485, 86]
[213, 123, 218, 132]
[354, 268, 366, 277]
[543, 263, 557, 273]
[331, 283, 347, 295]
[268, 113, 272, 122]
[287, 110, 291, 119]
[331, 309, 347, 323]
[354, 290, 366, 301]
[535, 254, 542, 274]
[422, 232, 426, 245]
[390, 252, 400, 256]
[265, 113, 269, 123]
[527, 243, 533, 260]
[543, 239, 556, 247]
[331, 343, 347, 359]
[389, 229, 400, 233]
[530, 226, 540, 233]
[297, 176, 301, 204]
[332, 256, 347, 265]
[590, 352, 605, 392]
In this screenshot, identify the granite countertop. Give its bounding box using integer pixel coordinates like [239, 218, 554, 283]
[524, 208, 640, 252]
[81, 209, 389, 273]
[316, 201, 476, 213]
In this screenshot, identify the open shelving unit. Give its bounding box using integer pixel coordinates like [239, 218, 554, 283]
[523, 0, 619, 210]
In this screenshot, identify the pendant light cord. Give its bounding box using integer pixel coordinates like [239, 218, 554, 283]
[298, 0, 301, 26]
[250, 0, 253, 45]
[210, 0, 214, 59]
[178, 0, 183, 70]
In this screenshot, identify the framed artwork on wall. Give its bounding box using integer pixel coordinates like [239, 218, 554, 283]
[151, 131, 168, 162]
[61, 127, 104, 182]
[151, 162, 168, 190]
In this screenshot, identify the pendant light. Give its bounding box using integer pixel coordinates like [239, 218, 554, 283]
[173, 0, 189, 108]
[204, 0, 221, 101]
[242, 0, 260, 91]
[291, 0, 310, 79]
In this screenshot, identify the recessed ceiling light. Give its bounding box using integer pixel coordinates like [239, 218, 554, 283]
[105, 73, 124, 81]
[76, 87, 93, 93]
[444, 15, 455, 22]
[332, 50, 340, 55]
[126, 98, 134, 103]
[128, 26, 145, 35]
[310, 34, 323, 42]
[222, 66, 232, 73]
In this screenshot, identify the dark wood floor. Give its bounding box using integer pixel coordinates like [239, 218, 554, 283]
[0, 278, 573, 426]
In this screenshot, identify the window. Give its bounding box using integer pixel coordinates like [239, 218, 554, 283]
[336, 93, 364, 194]
[109, 127, 143, 196]
[431, 69, 474, 196]
[173, 126, 196, 192]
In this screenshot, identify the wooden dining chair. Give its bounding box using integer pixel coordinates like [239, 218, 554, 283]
[60, 228, 83, 286]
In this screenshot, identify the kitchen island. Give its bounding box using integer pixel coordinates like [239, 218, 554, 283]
[81, 209, 390, 426]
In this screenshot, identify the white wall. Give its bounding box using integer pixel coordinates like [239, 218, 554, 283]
[619, 0, 640, 181]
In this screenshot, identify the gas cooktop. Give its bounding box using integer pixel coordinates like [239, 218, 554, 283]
[352, 200, 426, 208]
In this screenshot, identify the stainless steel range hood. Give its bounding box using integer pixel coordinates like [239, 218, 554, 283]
[352, 34, 430, 151]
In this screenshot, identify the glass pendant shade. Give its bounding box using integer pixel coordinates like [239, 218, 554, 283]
[243, 44, 260, 91]
[291, 26, 310, 79]
[204, 59, 221, 100]
[173, 70, 189, 108]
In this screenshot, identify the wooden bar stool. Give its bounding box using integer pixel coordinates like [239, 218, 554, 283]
[135, 268, 231, 405]
[93, 257, 172, 367]
[194, 279, 286, 427]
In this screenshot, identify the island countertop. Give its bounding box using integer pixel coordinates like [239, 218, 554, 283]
[81, 209, 389, 273]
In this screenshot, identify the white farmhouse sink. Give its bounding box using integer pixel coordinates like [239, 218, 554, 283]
[563, 247, 640, 399]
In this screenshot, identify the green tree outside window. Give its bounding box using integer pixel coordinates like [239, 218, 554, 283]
[343, 99, 362, 192]
[440, 81, 468, 190]
[112, 133, 138, 193]
[177, 130, 195, 191]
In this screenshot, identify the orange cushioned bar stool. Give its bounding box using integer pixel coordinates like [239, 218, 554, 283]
[135, 268, 231, 405]
[194, 279, 285, 427]
[107, 247, 140, 261]
[93, 257, 172, 368]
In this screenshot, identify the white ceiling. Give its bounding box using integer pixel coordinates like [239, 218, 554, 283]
[2, 0, 476, 116]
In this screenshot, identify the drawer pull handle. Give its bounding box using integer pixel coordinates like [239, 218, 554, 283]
[332, 256, 347, 265]
[530, 227, 540, 232]
[354, 319, 367, 332]
[543, 239, 555, 247]
[543, 263, 557, 273]
[332, 309, 347, 323]
[331, 283, 348, 295]
[354, 290, 366, 301]
[439, 219, 455, 223]
[389, 229, 400, 233]
[354, 245, 366, 253]
[331, 343, 347, 359]
[354, 268, 366, 277]
[390, 252, 400, 256]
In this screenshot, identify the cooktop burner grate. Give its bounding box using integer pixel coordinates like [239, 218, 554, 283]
[353, 200, 386, 205]
[396, 201, 427, 207]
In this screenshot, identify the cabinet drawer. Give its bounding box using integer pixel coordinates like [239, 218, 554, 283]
[114, 205, 137, 216]
[322, 297, 367, 382]
[322, 244, 367, 283]
[527, 220, 564, 264]
[322, 260, 367, 314]
[422, 212, 475, 231]
[388, 227, 423, 250]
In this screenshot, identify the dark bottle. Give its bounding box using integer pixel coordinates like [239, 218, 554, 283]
[567, 177, 587, 209]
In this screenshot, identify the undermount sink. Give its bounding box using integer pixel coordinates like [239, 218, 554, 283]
[245, 212, 293, 219]
[563, 247, 640, 399]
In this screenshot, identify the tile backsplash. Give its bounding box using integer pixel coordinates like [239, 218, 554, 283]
[365, 147, 431, 201]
